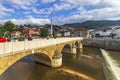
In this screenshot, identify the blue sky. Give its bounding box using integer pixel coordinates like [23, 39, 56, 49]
[0, 0, 120, 25]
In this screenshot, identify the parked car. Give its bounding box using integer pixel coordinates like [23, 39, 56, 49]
[0, 37, 7, 42]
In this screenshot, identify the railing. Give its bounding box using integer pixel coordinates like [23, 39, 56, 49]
[0, 37, 82, 55]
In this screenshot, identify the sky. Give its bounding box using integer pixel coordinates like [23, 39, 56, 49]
[0, 0, 120, 25]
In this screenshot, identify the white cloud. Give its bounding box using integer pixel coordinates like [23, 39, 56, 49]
[56, 14, 92, 25]
[61, 0, 100, 6]
[32, 2, 74, 15]
[24, 11, 31, 14]
[0, 18, 51, 25]
[26, 15, 33, 18]
[101, 0, 120, 7]
[53, 3, 73, 11]
[50, 0, 120, 25]
[41, 0, 56, 4]
[56, 6, 120, 25]
[1, 0, 120, 25]
[4, 0, 37, 10]
[85, 7, 120, 20]
[63, 0, 120, 7]
[0, 4, 14, 18]
[32, 7, 53, 15]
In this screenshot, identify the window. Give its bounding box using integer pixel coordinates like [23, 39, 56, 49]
[103, 30, 106, 32]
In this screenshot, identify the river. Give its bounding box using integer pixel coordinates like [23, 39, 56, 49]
[1, 47, 120, 80]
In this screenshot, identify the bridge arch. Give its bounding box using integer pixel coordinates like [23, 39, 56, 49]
[52, 49, 61, 59]
[75, 41, 79, 47]
[61, 44, 72, 54]
[51, 49, 62, 67]
[0, 51, 34, 75]
[75, 41, 83, 54]
[34, 53, 52, 66]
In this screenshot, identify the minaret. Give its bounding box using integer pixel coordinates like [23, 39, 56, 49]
[50, 19, 53, 37]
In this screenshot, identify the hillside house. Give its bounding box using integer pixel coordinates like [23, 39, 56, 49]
[73, 27, 89, 37]
[11, 31, 22, 38]
[29, 29, 40, 39]
[92, 28, 112, 37]
[113, 27, 120, 38]
[57, 29, 71, 37]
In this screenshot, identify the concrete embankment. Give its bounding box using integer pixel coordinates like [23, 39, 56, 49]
[83, 38, 120, 51]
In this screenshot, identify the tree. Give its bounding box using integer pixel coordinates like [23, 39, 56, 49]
[3, 31, 10, 37]
[0, 29, 4, 37]
[40, 27, 49, 37]
[4, 21, 15, 32]
[0, 24, 3, 27]
[0, 25, 4, 37]
[53, 30, 57, 38]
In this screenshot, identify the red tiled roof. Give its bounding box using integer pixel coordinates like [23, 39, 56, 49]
[74, 27, 87, 31]
[96, 28, 111, 31]
[34, 29, 39, 32]
[11, 31, 21, 33]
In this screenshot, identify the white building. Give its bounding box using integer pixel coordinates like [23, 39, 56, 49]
[73, 28, 89, 37]
[113, 28, 120, 38]
[92, 28, 112, 37]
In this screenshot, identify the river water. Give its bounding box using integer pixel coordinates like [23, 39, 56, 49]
[101, 49, 120, 80]
[1, 47, 120, 80]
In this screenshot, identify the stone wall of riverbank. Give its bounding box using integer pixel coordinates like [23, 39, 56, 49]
[83, 38, 120, 51]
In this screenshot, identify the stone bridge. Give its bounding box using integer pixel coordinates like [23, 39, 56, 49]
[0, 38, 83, 75]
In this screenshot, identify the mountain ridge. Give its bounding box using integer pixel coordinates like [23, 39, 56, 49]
[63, 20, 120, 29]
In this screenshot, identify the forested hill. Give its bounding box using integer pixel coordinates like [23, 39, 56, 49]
[63, 20, 120, 29]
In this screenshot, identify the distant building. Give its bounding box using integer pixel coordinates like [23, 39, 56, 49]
[73, 27, 89, 37]
[29, 29, 40, 39]
[11, 31, 22, 38]
[92, 28, 112, 37]
[56, 28, 71, 37]
[113, 27, 120, 38]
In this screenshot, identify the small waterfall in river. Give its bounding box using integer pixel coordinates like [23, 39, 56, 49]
[100, 49, 120, 80]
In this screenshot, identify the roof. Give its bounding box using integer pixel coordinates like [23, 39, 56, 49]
[11, 31, 21, 33]
[74, 27, 87, 31]
[96, 28, 111, 31]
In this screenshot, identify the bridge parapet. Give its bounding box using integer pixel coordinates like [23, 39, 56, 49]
[0, 38, 82, 55]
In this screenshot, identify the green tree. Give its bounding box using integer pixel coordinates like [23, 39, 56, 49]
[0, 24, 3, 27]
[40, 27, 49, 37]
[0, 25, 4, 36]
[3, 31, 10, 36]
[0, 29, 4, 37]
[53, 30, 57, 38]
[4, 21, 15, 32]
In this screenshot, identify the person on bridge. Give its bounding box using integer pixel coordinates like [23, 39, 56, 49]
[27, 35, 33, 41]
[47, 36, 49, 39]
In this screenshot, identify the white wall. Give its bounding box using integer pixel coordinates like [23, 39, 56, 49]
[94, 30, 112, 36]
[113, 29, 120, 38]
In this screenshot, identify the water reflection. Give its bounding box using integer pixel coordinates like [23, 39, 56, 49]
[0, 47, 105, 80]
[0, 54, 35, 80]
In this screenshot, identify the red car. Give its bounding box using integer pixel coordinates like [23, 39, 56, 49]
[0, 37, 7, 42]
